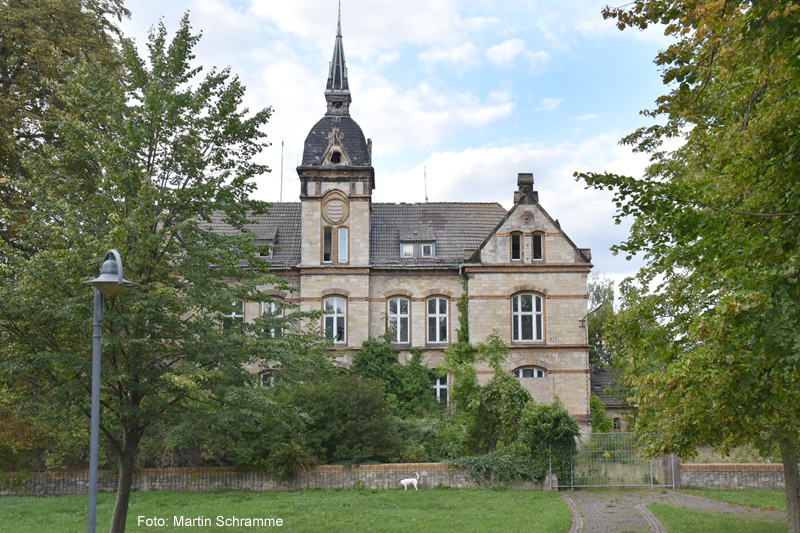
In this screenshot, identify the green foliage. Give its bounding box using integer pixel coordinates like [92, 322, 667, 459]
[590, 394, 613, 433]
[448, 452, 545, 484]
[274, 374, 401, 465]
[0, 0, 128, 252]
[394, 415, 469, 462]
[518, 397, 580, 481]
[468, 367, 532, 453]
[350, 338, 437, 417]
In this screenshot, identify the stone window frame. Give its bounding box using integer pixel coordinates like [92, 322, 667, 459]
[511, 292, 544, 343]
[323, 296, 347, 344]
[387, 296, 411, 344]
[427, 296, 449, 344]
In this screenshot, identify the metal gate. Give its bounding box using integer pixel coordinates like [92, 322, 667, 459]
[556, 433, 676, 488]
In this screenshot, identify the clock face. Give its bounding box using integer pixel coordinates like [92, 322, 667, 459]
[323, 199, 348, 225]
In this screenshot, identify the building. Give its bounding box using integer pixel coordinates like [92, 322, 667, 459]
[215, 15, 593, 425]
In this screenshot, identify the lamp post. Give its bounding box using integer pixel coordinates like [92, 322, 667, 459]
[83, 250, 136, 533]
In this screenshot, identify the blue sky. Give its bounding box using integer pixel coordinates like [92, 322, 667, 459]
[120, 0, 676, 287]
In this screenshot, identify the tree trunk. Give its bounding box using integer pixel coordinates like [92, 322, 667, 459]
[780, 436, 800, 533]
[108, 431, 141, 533]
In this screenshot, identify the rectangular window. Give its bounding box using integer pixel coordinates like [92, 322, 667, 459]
[427, 297, 448, 343]
[421, 243, 434, 257]
[533, 233, 543, 260]
[511, 233, 521, 261]
[338, 227, 348, 262]
[432, 375, 448, 404]
[324, 296, 346, 343]
[323, 227, 332, 263]
[262, 300, 282, 338]
[388, 297, 410, 343]
[223, 299, 245, 331]
[401, 243, 414, 257]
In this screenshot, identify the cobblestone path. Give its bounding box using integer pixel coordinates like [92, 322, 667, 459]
[560, 489, 786, 532]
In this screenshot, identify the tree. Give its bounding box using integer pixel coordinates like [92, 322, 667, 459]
[0, 0, 128, 253]
[350, 337, 437, 416]
[577, 2, 800, 529]
[0, 15, 315, 532]
[587, 274, 615, 370]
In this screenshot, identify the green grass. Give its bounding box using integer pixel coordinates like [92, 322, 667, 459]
[0, 488, 571, 532]
[648, 502, 786, 533]
[680, 489, 786, 512]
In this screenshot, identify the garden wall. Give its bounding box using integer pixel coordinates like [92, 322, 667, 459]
[1, 463, 547, 496]
[679, 463, 789, 490]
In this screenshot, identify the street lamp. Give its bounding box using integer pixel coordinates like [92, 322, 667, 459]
[83, 250, 135, 533]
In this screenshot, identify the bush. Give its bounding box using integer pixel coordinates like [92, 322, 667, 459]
[277, 374, 402, 465]
[518, 397, 580, 481]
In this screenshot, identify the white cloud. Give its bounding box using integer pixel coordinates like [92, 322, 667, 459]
[574, 113, 599, 121]
[536, 98, 564, 112]
[419, 42, 479, 67]
[524, 50, 550, 76]
[486, 38, 527, 65]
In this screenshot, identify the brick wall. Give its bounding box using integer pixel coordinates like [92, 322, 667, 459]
[1, 464, 546, 496]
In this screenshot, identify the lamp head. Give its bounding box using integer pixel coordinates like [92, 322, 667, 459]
[83, 250, 136, 296]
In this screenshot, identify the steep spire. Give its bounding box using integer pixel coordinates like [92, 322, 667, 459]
[325, 0, 351, 116]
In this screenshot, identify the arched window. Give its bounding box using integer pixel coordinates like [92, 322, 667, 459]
[388, 297, 410, 344]
[427, 297, 449, 343]
[512, 293, 543, 342]
[513, 366, 546, 378]
[324, 296, 346, 343]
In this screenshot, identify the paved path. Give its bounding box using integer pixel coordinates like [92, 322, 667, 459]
[560, 489, 786, 532]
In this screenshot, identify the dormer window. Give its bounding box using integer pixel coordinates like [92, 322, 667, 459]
[400, 242, 435, 258]
[330, 150, 342, 164]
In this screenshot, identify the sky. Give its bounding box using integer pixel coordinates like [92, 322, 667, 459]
[119, 0, 676, 288]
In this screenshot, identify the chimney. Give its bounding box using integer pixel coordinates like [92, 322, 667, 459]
[514, 172, 538, 203]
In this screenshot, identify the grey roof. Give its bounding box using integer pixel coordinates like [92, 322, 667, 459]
[371, 202, 507, 268]
[206, 204, 301, 268]
[301, 115, 370, 166]
[326, 15, 349, 94]
[591, 368, 625, 408]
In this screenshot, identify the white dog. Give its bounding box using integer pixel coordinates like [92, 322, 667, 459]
[400, 472, 419, 491]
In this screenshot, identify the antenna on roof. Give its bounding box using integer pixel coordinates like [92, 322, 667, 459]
[424, 167, 428, 202]
[280, 141, 284, 202]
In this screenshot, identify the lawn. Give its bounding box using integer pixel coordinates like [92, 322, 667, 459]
[0, 488, 571, 532]
[680, 489, 786, 512]
[648, 503, 786, 533]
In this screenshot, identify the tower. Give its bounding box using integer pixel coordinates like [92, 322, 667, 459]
[297, 8, 373, 269]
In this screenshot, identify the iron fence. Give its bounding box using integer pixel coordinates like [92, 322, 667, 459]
[555, 432, 676, 488]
